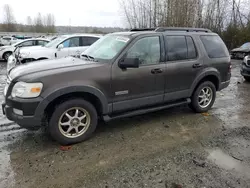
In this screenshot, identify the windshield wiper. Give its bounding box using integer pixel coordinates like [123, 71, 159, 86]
[81, 54, 98, 62]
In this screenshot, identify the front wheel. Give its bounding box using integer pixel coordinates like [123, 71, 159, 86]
[244, 76, 250, 82]
[48, 99, 98, 145]
[190, 81, 216, 113]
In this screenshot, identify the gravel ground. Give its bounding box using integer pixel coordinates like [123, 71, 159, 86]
[0, 60, 250, 188]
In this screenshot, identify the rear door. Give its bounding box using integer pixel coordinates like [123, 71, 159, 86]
[164, 35, 201, 102]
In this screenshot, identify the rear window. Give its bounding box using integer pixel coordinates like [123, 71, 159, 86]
[200, 35, 229, 58]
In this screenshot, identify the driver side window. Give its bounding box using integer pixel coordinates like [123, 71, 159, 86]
[126, 36, 160, 65]
[18, 40, 35, 47]
[62, 37, 80, 48]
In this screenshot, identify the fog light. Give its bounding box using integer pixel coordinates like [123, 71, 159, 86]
[13, 108, 23, 115]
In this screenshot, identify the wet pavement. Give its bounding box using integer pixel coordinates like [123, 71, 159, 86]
[0, 60, 250, 188]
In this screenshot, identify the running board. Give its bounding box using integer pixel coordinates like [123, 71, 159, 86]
[103, 98, 191, 122]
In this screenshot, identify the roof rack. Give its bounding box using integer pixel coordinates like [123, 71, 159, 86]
[155, 27, 211, 33]
[130, 27, 211, 33]
[130, 28, 156, 32]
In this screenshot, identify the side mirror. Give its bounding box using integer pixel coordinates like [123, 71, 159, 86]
[118, 58, 139, 69]
[57, 44, 64, 50]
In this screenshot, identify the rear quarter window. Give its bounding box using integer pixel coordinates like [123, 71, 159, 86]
[200, 35, 229, 58]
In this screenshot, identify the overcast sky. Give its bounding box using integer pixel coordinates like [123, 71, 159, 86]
[0, 0, 124, 27]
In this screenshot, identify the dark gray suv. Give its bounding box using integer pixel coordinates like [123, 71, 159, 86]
[2, 27, 231, 145]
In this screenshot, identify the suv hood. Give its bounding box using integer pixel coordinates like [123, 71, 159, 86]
[9, 57, 95, 80]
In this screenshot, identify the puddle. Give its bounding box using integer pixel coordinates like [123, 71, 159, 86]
[208, 149, 250, 178]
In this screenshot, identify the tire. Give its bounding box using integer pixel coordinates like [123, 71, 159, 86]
[48, 99, 98, 145]
[244, 76, 250, 82]
[190, 81, 216, 113]
[3, 52, 12, 61]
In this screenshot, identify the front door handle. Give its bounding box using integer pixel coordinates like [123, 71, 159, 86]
[193, 63, 202, 68]
[151, 68, 163, 74]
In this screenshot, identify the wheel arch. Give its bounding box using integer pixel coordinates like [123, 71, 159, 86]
[2, 51, 12, 59]
[35, 86, 108, 120]
[190, 69, 221, 96]
[37, 57, 48, 61]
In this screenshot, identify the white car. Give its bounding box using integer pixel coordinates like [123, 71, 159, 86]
[0, 38, 50, 61]
[0, 36, 21, 46]
[18, 34, 101, 63]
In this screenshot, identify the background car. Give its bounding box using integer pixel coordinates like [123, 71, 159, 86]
[12, 35, 32, 40]
[18, 34, 101, 63]
[0, 38, 50, 61]
[241, 55, 250, 81]
[231, 42, 250, 59]
[0, 36, 20, 46]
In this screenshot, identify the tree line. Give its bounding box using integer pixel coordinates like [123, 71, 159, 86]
[120, 0, 250, 49]
[0, 4, 56, 33]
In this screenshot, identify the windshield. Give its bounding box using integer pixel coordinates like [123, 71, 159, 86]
[45, 36, 67, 48]
[241, 42, 250, 49]
[82, 35, 130, 60]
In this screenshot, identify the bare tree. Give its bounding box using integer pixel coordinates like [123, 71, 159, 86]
[2, 4, 16, 31]
[26, 16, 32, 25]
[33, 12, 44, 32]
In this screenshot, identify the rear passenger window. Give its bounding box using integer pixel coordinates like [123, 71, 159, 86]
[200, 35, 229, 58]
[186, 36, 197, 59]
[166, 36, 187, 61]
[82, 37, 99, 46]
[37, 40, 48, 46]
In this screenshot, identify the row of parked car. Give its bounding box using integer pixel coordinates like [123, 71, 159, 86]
[0, 34, 101, 72]
[0, 35, 34, 46]
[1, 27, 249, 145]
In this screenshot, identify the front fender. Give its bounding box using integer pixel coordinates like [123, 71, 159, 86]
[190, 67, 221, 95]
[35, 85, 108, 117]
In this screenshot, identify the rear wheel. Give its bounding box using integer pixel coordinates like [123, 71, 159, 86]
[3, 52, 12, 61]
[244, 76, 250, 82]
[48, 99, 98, 145]
[190, 81, 216, 113]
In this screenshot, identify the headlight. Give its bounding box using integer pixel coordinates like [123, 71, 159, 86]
[19, 52, 29, 58]
[11, 82, 43, 98]
[243, 55, 250, 65]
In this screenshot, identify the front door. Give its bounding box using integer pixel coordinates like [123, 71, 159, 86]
[111, 35, 165, 113]
[57, 37, 81, 58]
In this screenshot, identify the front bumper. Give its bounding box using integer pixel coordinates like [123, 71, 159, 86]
[241, 64, 250, 77]
[2, 97, 44, 130]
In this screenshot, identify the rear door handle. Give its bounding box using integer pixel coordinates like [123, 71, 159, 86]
[193, 63, 202, 68]
[151, 68, 163, 74]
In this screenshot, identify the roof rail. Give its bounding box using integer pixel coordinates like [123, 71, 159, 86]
[130, 28, 156, 32]
[155, 27, 212, 33]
